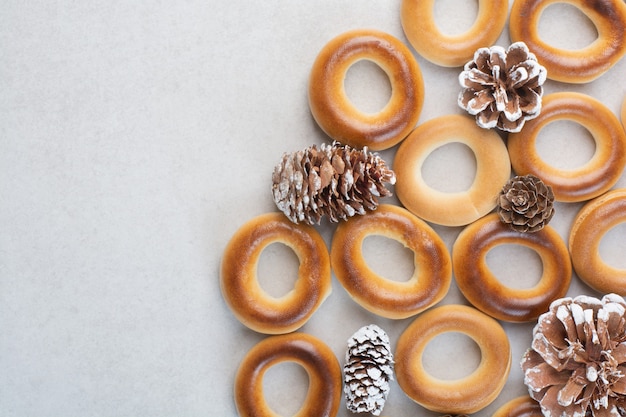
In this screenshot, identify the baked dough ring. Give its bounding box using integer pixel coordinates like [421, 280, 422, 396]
[509, 0, 626, 83]
[569, 188, 626, 295]
[394, 114, 511, 226]
[308, 29, 424, 151]
[401, 0, 508, 67]
[508, 92, 626, 202]
[234, 332, 342, 417]
[220, 213, 331, 334]
[395, 304, 511, 414]
[452, 213, 571, 322]
[492, 396, 543, 417]
[622, 97, 626, 130]
[330, 204, 451, 319]
[622, 94, 626, 132]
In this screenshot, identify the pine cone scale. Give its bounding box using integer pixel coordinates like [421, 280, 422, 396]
[490, 48, 505, 68]
[470, 89, 493, 114]
[477, 107, 499, 128]
[507, 42, 530, 66]
[502, 92, 522, 121]
[612, 375, 626, 395]
[612, 344, 626, 363]
[558, 383, 583, 408]
[331, 154, 345, 173]
[467, 68, 494, 85]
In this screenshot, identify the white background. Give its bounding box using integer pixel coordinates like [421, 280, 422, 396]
[2, 1, 626, 416]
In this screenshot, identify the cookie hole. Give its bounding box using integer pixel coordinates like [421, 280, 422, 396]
[422, 332, 481, 380]
[421, 142, 477, 192]
[433, 0, 479, 36]
[257, 242, 299, 298]
[535, 120, 596, 170]
[538, 3, 598, 50]
[263, 361, 309, 416]
[486, 243, 543, 289]
[344, 59, 392, 114]
[362, 234, 415, 282]
[599, 222, 626, 269]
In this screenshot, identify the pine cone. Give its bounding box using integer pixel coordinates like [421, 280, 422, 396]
[522, 294, 626, 417]
[344, 324, 394, 416]
[497, 174, 555, 233]
[271, 141, 396, 225]
[458, 42, 547, 133]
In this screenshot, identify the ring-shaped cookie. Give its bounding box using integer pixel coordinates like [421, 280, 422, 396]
[401, 0, 508, 67]
[509, 0, 626, 83]
[234, 333, 342, 417]
[330, 204, 451, 319]
[452, 213, 572, 322]
[508, 92, 626, 202]
[308, 29, 424, 151]
[569, 188, 626, 295]
[492, 396, 543, 417]
[395, 304, 511, 414]
[394, 114, 511, 226]
[220, 213, 331, 334]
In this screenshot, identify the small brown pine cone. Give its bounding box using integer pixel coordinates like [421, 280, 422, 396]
[497, 174, 554, 233]
[458, 42, 547, 133]
[521, 294, 626, 417]
[344, 324, 394, 416]
[271, 141, 395, 225]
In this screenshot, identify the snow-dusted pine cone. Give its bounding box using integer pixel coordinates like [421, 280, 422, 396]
[271, 141, 395, 225]
[344, 324, 394, 416]
[497, 174, 555, 233]
[522, 294, 626, 417]
[458, 42, 547, 133]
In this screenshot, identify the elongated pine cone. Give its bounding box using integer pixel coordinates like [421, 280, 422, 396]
[522, 294, 626, 417]
[344, 324, 394, 416]
[497, 174, 554, 233]
[271, 141, 396, 225]
[458, 42, 547, 133]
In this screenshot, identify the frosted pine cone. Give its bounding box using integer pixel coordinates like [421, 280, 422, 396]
[458, 42, 547, 133]
[344, 324, 394, 416]
[271, 141, 395, 225]
[522, 294, 626, 417]
[497, 174, 555, 233]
